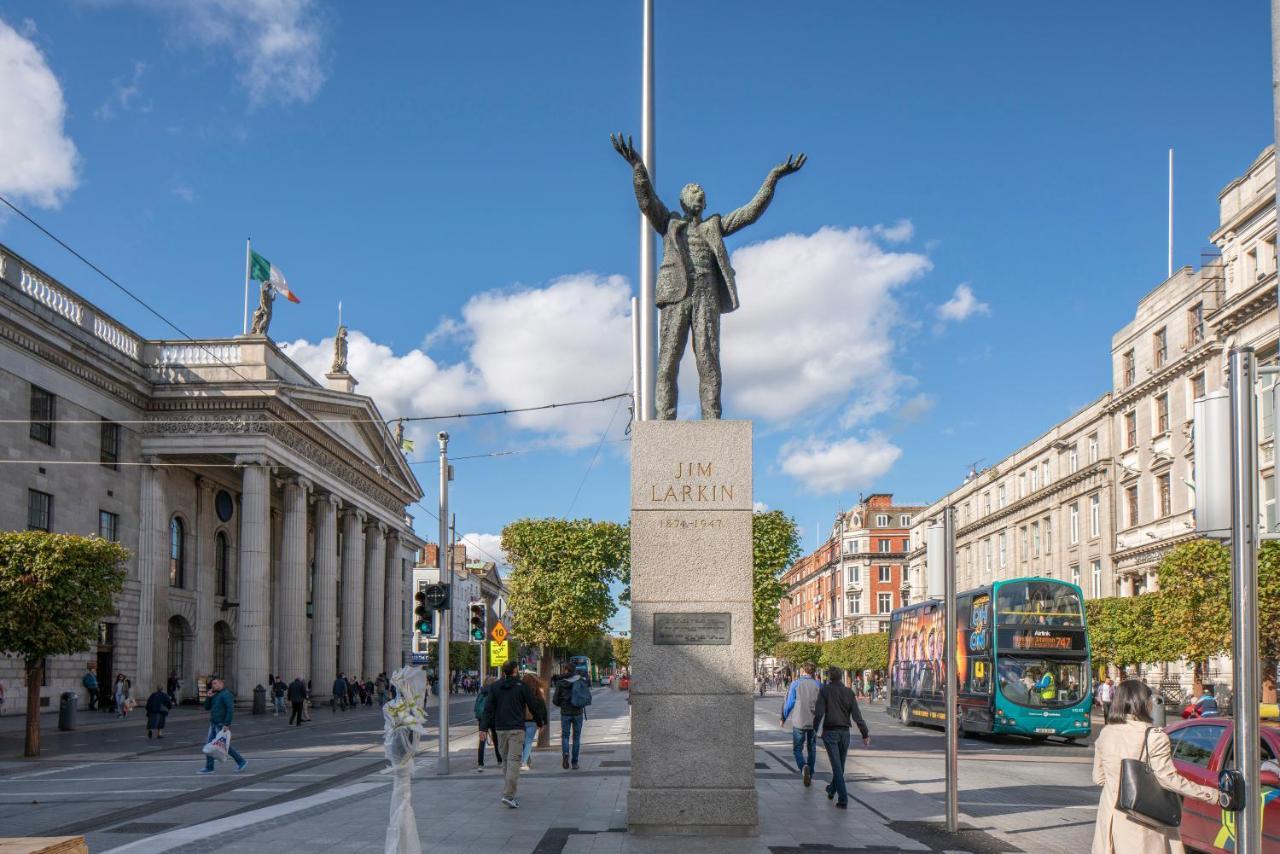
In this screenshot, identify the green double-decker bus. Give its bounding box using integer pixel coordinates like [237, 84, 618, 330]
[887, 576, 1092, 742]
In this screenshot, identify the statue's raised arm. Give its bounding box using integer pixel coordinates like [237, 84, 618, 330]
[611, 132, 673, 235]
[720, 153, 807, 236]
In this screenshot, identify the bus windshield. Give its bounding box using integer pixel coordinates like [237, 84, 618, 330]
[995, 580, 1083, 627]
[997, 657, 1088, 709]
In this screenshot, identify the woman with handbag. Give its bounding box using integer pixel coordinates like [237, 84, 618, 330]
[1091, 679, 1220, 853]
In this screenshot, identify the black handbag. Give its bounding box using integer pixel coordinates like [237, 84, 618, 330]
[1116, 727, 1183, 829]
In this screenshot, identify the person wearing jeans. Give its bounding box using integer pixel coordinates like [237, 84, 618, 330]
[200, 676, 247, 774]
[480, 660, 546, 809]
[553, 664, 589, 770]
[813, 666, 870, 808]
[780, 662, 821, 786]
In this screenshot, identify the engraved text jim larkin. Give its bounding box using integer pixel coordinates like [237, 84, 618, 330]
[649, 461, 734, 503]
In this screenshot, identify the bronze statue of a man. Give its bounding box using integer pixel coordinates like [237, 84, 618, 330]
[612, 133, 805, 420]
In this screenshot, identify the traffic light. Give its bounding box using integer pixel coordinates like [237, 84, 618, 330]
[469, 601, 486, 642]
[414, 586, 436, 637]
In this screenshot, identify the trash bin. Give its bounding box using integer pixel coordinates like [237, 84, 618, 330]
[1152, 695, 1166, 727]
[58, 691, 77, 731]
[252, 684, 267, 715]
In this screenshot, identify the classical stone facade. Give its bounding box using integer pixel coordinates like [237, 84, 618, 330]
[1, 242, 424, 711]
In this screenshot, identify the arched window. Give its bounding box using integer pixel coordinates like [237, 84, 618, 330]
[169, 517, 185, 588]
[215, 532, 229, 597]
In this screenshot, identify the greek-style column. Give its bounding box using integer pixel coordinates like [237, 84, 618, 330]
[363, 520, 388, 679]
[339, 508, 366, 680]
[311, 493, 339, 701]
[278, 476, 312, 683]
[136, 460, 166, 692]
[236, 456, 273, 700]
[383, 532, 403, 674]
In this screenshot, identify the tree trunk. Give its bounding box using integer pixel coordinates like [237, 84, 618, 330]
[24, 659, 42, 758]
[1263, 660, 1278, 704]
[537, 646, 553, 749]
[1191, 660, 1204, 701]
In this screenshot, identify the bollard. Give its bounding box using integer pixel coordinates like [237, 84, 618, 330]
[252, 684, 267, 715]
[1152, 695, 1166, 727]
[58, 692, 77, 731]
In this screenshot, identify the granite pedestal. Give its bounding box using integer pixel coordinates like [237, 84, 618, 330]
[627, 419, 757, 836]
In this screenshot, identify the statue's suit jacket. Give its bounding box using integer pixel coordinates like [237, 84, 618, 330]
[632, 165, 782, 314]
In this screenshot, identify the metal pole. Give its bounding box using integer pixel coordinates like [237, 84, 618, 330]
[1167, 148, 1174, 279]
[1273, 0, 1280, 325]
[637, 0, 656, 421]
[1228, 348, 1261, 854]
[943, 505, 959, 834]
[631, 296, 641, 416]
[436, 431, 451, 775]
[243, 238, 251, 335]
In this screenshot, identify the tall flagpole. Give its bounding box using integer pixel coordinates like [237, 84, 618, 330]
[1167, 148, 1174, 279]
[243, 238, 251, 335]
[638, 0, 656, 421]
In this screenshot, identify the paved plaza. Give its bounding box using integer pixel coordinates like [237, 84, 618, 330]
[0, 687, 1100, 853]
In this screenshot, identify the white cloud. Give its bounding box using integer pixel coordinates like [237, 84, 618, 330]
[897, 393, 935, 423]
[95, 60, 147, 120]
[937, 283, 989, 323]
[752, 501, 770, 513]
[0, 17, 78, 208]
[463, 273, 633, 444]
[460, 532, 509, 571]
[872, 219, 914, 243]
[779, 434, 902, 495]
[116, 0, 326, 106]
[723, 226, 931, 423]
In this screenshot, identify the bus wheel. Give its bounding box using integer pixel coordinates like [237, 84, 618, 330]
[900, 702, 912, 726]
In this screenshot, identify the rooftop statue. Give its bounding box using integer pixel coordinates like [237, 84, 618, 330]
[332, 324, 349, 373]
[249, 283, 274, 335]
[611, 133, 805, 420]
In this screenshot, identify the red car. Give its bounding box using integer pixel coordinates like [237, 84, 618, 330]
[1163, 716, 1280, 852]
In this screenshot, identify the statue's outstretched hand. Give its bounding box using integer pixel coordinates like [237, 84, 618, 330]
[611, 132, 643, 168]
[773, 153, 807, 177]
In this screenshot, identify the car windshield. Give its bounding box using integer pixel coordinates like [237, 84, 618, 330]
[996, 581, 1084, 627]
[997, 657, 1088, 709]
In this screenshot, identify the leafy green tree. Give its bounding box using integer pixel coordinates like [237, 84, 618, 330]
[0, 532, 128, 756]
[821, 634, 889, 674]
[502, 518, 629, 745]
[1087, 594, 1183, 680]
[1157, 539, 1231, 694]
[1253, 542, 1280, 702]
[773, 641, 823, 670]
[753, 510, 801, 657]
[611, 636, 631, 671]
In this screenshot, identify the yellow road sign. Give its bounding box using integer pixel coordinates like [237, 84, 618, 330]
[491, 621, 508, 644]
[489, 641, 509, 666]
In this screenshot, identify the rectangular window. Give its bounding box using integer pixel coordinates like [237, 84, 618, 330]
[847, 565, 859, 584]
[1088, 433, 1099, 463]
[878, 539, 890, 553]
[1041, 460, 1050, 485]
[1123, 349, 1136, 386]
[1030, 467, 1038, 492]
[878, 565, 891, 583]
[98, 510, 118, 541]
[1019, 526, 1028, 560]
[1031, 521, 1040, 556]
[27, 489, 52, 531]
[1188, 302, 1204, 346]
[997, 484, 1006, 508]
[1071, 564, 1081, 587]
[1154, 327, 1167, 368]
[1018, 473, 1026, 498]
[1156, 393, 1170, 434]
[849, 596, 860, 614]
[1125, 411, 1137, 449]
[1126, 484, 1139, 528]
[100, 420, 120, 469]
[899, 514, 911, 527]
[1068, 444, 1079, 473]
[1090, 493, 1101, 538]
[1043, 516, 1052, 553]
[1069, 503, 1079, 544]
[983, 539, 992, 571]
[998, 532, 1007, 567]
[29, 385, 55, 445]
[877, 592, 892, 614]
[1091, 560, 1102, 599]
[1191, 372, 1206, 401]
[875, 514, 889, 527]
[983, 492, 991, 514]
[1158, 473, 1172, 517]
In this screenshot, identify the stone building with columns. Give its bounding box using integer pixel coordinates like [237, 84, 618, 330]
[0, 241, 424, 711]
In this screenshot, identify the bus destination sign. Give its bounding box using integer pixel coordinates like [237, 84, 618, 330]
[998, 628, 1086, 652]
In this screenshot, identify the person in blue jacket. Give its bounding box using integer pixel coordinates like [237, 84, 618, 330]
[200, 676, 247, 774]
[780, 662, 822, 787]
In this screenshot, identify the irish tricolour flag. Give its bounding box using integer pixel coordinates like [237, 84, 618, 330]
[249, 250, 300, 303]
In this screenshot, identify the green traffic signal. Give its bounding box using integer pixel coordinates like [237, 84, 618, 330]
[469, 602, 485, 643]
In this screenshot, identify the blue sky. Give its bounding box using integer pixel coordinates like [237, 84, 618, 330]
[0, 2, 1273, 628]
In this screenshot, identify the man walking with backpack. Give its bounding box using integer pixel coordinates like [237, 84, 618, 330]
[781, 662, 821, 787]
[481, 660, 546, 808]
[813, 666, 870, 809]
[287, 676, 307, 726]
[552, 663, 592, 770]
